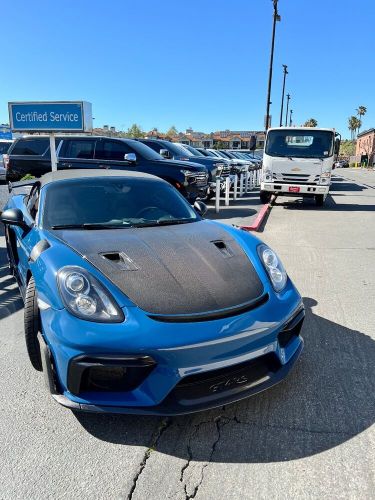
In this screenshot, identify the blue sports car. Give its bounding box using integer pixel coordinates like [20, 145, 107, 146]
[1, 170, 304, 415]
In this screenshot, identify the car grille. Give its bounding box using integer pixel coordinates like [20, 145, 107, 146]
[172, 353, 281, 403]
[273, 173, 320, 185]
[216, 163, 231, 177]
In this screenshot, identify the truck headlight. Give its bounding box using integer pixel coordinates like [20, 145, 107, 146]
[57, 266, 124, 322]
[263, 168, 272, 181]
[319, 172, 331, 185]
[257, 244, 287, 292]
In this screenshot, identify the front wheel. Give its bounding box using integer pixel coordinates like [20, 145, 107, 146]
[315, 194, 326, 207]
[24, 276, 43, 371]
[260, 190, 272, 204]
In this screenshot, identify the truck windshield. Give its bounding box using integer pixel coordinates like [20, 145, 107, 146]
[265, 130, 334, 158]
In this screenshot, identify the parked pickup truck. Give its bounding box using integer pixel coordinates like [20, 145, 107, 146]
[4, 135, 209, 202]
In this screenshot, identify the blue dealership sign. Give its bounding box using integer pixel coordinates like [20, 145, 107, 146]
[8, 101, 92, 132]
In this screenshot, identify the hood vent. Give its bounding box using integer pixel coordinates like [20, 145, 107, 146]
[100, 252, 139, 271]
[212, 240, 233, 258]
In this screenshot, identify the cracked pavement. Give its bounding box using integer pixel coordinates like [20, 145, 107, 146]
[1, 170, 374, 499]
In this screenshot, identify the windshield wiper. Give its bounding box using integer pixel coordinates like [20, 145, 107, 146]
[130, 219, 194, 228]
[51, 223, 128, 230]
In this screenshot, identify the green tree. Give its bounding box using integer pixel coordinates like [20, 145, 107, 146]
[166, 125, 178, 137]
[303, 118, 318, 127]
[126, 123, 145, 138]
[356, 106, 367, 134]
[339, 140, 356, 157]
[213, 141, 226, 150]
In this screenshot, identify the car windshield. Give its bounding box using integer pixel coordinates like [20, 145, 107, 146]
[43, 177, 200, 229]
[161, 141, 195, 157]
[181, 144, 205, 157]
[0, 142, 12, 154]
[265, 130, 334, 158]
[125, 140, 164, 161]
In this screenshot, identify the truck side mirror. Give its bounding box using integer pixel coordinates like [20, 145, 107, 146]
[334, 138, 340, 155]
[124, 153, 137, 162]
[160, 149, 172, 159]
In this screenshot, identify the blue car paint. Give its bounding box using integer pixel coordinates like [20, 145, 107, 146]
[3, 187, 304, 414]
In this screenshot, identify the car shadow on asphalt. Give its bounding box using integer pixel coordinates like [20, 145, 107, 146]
[0, 229, 23, 319]
[76, 297, 375, 463]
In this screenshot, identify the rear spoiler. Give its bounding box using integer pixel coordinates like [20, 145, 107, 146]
[8, 179, 38, 194]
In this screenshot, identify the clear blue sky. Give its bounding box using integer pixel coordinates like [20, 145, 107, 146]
[1, 0, 374, 138]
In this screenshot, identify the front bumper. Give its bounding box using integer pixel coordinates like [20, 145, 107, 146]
[39, 288, 305, 415]
[261, 182, 329, 195]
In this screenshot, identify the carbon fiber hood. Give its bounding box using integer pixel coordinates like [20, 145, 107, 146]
[54, 221, 264, 316]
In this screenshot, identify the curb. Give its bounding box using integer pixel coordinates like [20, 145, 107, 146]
[240, 195, 276, 232]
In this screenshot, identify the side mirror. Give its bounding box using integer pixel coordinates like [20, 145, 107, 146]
[194, 200, 208, 216]
[1, 208, 28, 229]
[124, 153, 137, 162]
[160, 149, 172, 159]
[334, 138, 340, 155]
[249, 135, 257, 151]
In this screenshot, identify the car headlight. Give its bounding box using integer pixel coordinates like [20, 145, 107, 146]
[257, 244, 287, 292]
[57, 266, 124, 322]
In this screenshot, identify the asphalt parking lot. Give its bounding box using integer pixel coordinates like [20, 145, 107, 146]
[0, 169, 374, 499]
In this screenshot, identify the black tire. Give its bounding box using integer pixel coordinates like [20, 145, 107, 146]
[260, 190, 272, 204]
[24, 276, 43, 371]
[315, 194, 325, 207]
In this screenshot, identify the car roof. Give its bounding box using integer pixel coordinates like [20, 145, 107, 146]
[39, 169, 161, 187]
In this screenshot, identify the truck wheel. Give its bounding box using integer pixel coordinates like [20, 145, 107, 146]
[260, 191, 272, 204]
[24, 276, 43, 371]
[315, 194, 326, 207]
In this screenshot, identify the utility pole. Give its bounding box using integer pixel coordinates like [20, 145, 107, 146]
[285, 93, 291, 127]
[289, 109, 293, 126]
[279, 64, 288, 127]
[265, 0, 281, 130]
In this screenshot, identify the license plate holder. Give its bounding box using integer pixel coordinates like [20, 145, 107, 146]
[289, 186, 300, 193]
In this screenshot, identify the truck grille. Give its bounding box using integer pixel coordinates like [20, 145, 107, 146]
[194, 172, 209, 187]
[216, 163, 231, 177]
[273, 173, 320, 185]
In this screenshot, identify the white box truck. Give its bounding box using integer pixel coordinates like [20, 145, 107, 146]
[260, 127, 341, 207]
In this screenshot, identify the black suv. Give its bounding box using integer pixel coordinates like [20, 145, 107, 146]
[5, 136, 209, 202]
[139, 139, 231, 197]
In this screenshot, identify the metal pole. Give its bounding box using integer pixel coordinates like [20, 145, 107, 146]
[279, 64, 288, 127]
[285, 94, 290, 127]
[49, 133, 58, 172]
[215, 178, 220, 213]
[289, 109, 293, 126]
[233, 174, 238, 200]
[265, 0, 280, 131]
[239, 173, 244, 197]
[225, 176, 230, 206]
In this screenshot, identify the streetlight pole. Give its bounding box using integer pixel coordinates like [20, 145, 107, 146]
[285, 93, 291, 127]
[289, 109, 293, 126]
[279, 64, 288, 127]
[265, 0, 281, 130]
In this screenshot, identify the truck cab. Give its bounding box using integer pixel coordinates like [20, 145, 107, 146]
[260, 127, 340, 207]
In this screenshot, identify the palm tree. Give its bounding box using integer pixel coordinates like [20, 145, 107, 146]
[348, 116, 361, 140]
[356, 106, 367, 134]
[303, 118, 318, 127]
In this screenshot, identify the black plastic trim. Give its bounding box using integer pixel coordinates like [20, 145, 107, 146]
[147, 294, 269, 323]
[52, 340, 303, 416]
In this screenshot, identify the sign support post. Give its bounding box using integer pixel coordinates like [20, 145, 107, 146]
[49, 133, 58, 172]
